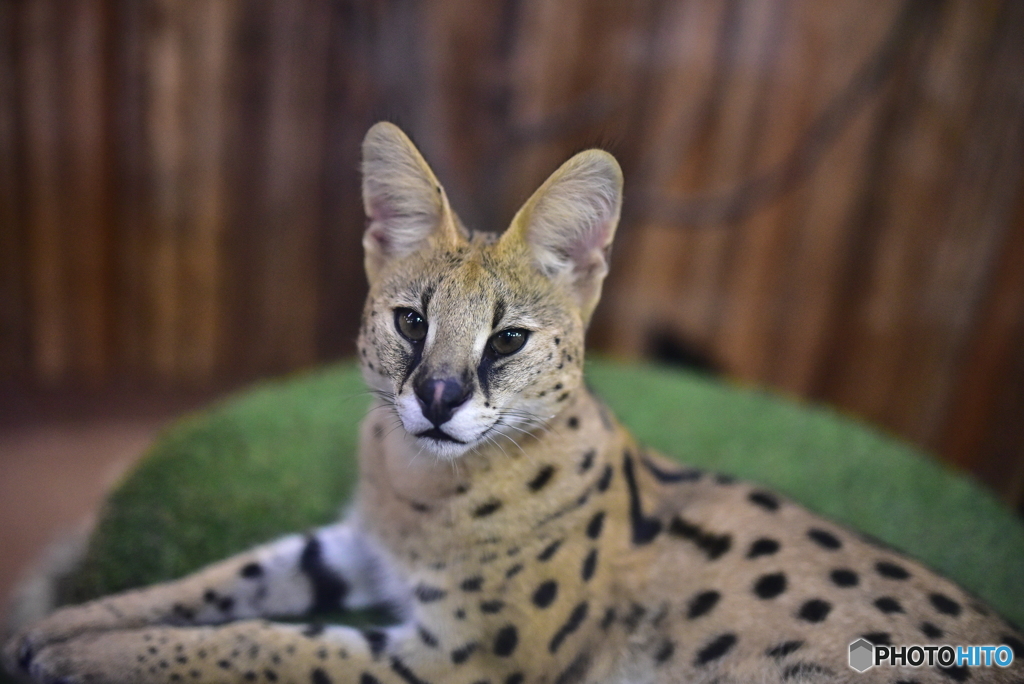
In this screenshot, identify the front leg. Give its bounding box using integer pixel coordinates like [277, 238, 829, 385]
[4, 522, 392, 677]
[25, 621, 471, 684]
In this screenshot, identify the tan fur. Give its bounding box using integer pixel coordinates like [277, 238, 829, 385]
[4, 123, 1021, 684]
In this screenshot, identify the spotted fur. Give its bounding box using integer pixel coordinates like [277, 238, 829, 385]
[3, 123, 1021, 684]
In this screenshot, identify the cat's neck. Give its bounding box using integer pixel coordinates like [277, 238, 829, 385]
[358, 387, 620, 507]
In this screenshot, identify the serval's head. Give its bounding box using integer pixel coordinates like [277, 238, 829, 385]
[357, 122, 622, 459]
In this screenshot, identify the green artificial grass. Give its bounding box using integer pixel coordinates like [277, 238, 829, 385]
[65, 360, 1024, 625]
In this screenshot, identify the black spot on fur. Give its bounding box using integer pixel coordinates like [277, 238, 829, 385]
[300, 536, 349, 613]
[414, 585, 446, 602]
[362, 629, 387, 657]
[240, 563, 263, 579]
[218, 596, 234, 613]
[528, 465, 557, 492]
[390, 656, 431, 684]
[921, 622, 944, 639]
[581, 549, 598, 581]
[473, 600, 502, 617]
[1001, 635, 1024, 659]
[782, 663, 834, 680]
[579, 450, 595, 473]
[655, 641, 675, 664]
[417, 625, 438, 648]
[450, 643, 478, 664]
[567, 416, 579, 429]
[621, 452, 662, 544]
[504, 675, 524, 684]
[695, 633, 737, 665]
[930, 593, 962, 617]
[937, 664, 971, 682]
[766, 641, 804, 659]
[875, 597, 904, 614]
[172, 603, 195, 621]
[830, 568, 858, 587]
[461, 577, 484, 591]
[687, 590, 721, 619]
[533, 580, 558, 608]
[600, 607, 616, 630]
[876, 561, 910, 580]
[303, 623, 325, 637]
[554, 651, 591, 684]
[505, 564, 523, 579]
[596, 464, 613, 491]
[641, 457, 702, 483]
[748, 491, 779, 511]
[862, 632, 892, 645]
[473, 500, 503, 517]
[493, 625, 519, 657]
[747, 538, 780, 558]
[797, 599, 831, 622]
[754, 573, 787, 599]
[586, 511, 605, 539]
[549, 602, 589, 653]
[807, 528, 841, 550]
[668, 516, 732, 560]
[538, 539, 563, 561]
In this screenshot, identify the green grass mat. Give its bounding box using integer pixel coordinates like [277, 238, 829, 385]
[55, 360, 1024, 628]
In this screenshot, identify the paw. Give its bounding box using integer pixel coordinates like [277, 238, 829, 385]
[2, 607, 116, 680]
[18, 633, 134, 684]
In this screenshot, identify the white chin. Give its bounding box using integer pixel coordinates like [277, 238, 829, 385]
[416, 434, 476, 460]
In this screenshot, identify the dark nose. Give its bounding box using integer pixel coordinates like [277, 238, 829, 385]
[414, 377, 472, 427]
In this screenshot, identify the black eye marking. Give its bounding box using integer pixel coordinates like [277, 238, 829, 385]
[489, 329, 530, 356]
[492, 299, 506, 330]
[394, 308, 428, 343]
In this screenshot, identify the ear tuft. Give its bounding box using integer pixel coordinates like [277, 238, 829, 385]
[505, 150, 623, 321]
[361, 122, 452, 280]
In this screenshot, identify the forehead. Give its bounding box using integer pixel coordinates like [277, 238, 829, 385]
[377, 243, 549, 321]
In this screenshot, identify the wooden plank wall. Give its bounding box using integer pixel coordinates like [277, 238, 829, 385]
[2, 0, 1023, 507]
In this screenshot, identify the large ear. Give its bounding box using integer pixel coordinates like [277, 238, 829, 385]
[501, 150, 623, 323]
[361, 122, 459, 282]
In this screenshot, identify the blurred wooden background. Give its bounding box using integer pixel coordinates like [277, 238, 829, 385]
[1, 0, 1023, 508]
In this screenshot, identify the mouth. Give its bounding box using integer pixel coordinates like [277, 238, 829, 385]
[416, 427, 467, 444]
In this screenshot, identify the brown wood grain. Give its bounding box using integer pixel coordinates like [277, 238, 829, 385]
[2, 0, 1022, 508]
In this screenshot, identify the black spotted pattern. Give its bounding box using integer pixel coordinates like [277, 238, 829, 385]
[797, 599, 831, 623]
[747, 538, 780, 558]
[687, 590, 720, 619]
[586, 511, 605, 539]
[695, 633, 737, 665]
[876, 561, 910, 580]
[754, 573, 787, 599]
[875, 597, 903, 614]
[528, 466, 556, 492]
[533, 580, 558, 608]
[581, 549, 598, 581]
[493, 626, 518, 657]
[807, 529, 841, 550]
[748, 491, 779, 511]
[549, 602, 589, 653]
[929, 593, 962, 617]
[667, 516, 731, 560]
[830, 569, 858, 587]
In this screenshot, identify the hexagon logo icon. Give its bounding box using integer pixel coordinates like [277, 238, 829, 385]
[849, 638, 875, 672]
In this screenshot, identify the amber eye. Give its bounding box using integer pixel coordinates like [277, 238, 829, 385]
[395, 308, 427, 343]
[489, 329, 529, 356]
